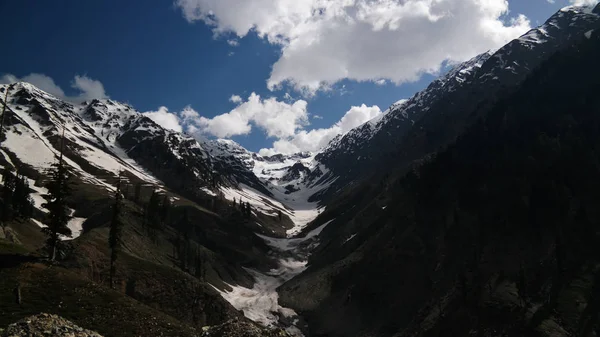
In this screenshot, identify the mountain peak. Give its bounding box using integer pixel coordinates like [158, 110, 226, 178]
[561, 3, 600, 15]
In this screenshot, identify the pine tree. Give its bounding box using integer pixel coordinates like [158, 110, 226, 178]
[161, 194, 171, 222]
[147, 190, 161, 225]
[0, 86, 10, 142]
[195, 254, 205, 282]
[145, 190, 162, 241]
[42, 151, 73, 261]
[245, 202, 251, 218]
[13, 174, 33, 219]
[1, 166, 16, 226]
[109, 172, 124, 288]
[133, 183, 141, 203]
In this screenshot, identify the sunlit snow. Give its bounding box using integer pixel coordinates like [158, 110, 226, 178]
[213, 213, 334, 335]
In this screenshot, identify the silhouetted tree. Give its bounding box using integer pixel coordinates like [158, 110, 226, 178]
[109, 172, 124, 288]
[1, 166, 16, 226]
[245, 201, 251, 218]
[13, 173, 33, 219]
[133, 183, 141, 203]
[161, 194, 171, 222]
[42, 131, 72, 260]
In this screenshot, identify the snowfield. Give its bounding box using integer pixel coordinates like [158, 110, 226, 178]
[212, 215, 334, 336]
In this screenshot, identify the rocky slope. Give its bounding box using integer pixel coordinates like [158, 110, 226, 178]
[1, 313, 103, 337]
[314, 3, 600, 203]
[278, 10, 600, 337]
[1, 4, 599, 337]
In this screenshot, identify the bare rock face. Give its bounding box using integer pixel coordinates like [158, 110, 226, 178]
[1, 313, 102, 337]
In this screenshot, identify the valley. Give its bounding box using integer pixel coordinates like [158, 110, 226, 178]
[2, 3, 600, 337]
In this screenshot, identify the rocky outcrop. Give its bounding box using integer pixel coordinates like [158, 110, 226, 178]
[1, 313, 102, 337]
[0, 227, 21, 244]
[201, 318, 290, 337]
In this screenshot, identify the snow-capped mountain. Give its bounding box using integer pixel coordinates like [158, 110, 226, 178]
[0, 82, 334, 224]
[314, 3, 600, 201]
[0, 84, 253, 197]
[1, 4, 598, 224]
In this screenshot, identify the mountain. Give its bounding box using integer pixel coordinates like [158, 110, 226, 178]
[277, 4, 600, 337]
[0, 79, 335, 335]
[314, 4, 600, 203]
[0, 83, 305, 335]
[2, 3, 600, 337]
[1, 82, 275, 202]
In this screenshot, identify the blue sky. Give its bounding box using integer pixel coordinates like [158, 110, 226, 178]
[0, 0, 586, 154]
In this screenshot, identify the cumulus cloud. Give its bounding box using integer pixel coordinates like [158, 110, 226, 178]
[0, 73, 108, 102]
[192, 93, 309, 138]
[144, 93, 309, 140]
[143, 96, 394, 155]
[142, 106, 184, 132]
[258, 103, 383, 155]
[227, 39, 239, 46]
[175, 0, 531, 94]
[71, 75, 108, 101]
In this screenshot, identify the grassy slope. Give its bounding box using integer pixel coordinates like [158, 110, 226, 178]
[0, 261, 198, 337]
[0, 175, 274, 335]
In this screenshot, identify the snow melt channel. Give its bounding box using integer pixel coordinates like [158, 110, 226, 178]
[212, 219, 334, 336]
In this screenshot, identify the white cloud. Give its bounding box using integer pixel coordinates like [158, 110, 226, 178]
[374, 79, 386, 86]
[1, 73, 65, 98]
[230, 94, 243, 103]
[71, 75, 108, 101]
[0, 73, 108, 102]
[569, 0, 598, 5]
[191, 93, 309, 138]
[175, 0, 531, 94]
[227, 39, 239, 46]
[136, 95, 391, 156]
[142, 106, 184, 133]
[259, 103, 382, 155]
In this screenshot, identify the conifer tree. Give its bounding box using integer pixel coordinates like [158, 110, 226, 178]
[13, 173, 33, 218]
[0, 85, 10, 141]
[145, 189, 162, 241]
[1, 166, 16, 226]
[161, 194, 171, 222]
[42, 130, 72, 261]
[195, 254, 205, 282]
[133, 183, 141, 203]
[109, 172, 124, 288]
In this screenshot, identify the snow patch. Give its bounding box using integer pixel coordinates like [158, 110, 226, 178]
[214, 213, 334, 335]
[343, 233, 357, 244]
[585, 29, 594, 39]
[68, 217, 86, 239]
